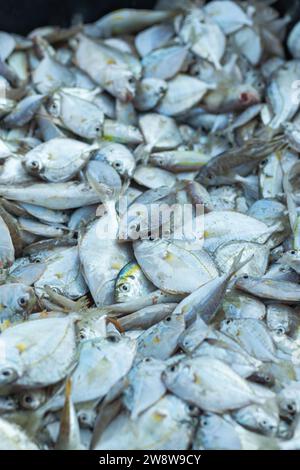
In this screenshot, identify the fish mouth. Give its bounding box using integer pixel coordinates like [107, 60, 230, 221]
[239, 91, 260, 108]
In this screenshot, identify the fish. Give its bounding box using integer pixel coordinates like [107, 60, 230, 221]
[236, 276, 300, 302]
[0, 283, 36, 323]
[93, 395, 196, 450]
[0, 317, 77, 388]
[220, 318, 279, 363]
[79, 204, 132, 306]
[123, 357, 166, 419]
[114, 261, 155, 303]
[48, 91, 104, 140]
[87, 9, 174, 37]
[134, 239, 219, 295]
[23, 138, 94, 183]
[0, 181, 103, 210]
[163, 356, 264, 413]
[136, 311, 185, 360]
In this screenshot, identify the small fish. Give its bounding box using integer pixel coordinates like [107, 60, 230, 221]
[163, 356, 264, 413]
[134, 239, 218, 295]
[93, 395, 196, 450]
[115, 261, 155, 303]
[149, 150, 210, 173]
[118, 303, 177, 331]
[0, 283, 36, 323]
[0, 181, 103, 210]
[92, 142, 136, 178]
[136, 311, 185, 360]
[0, 316, 77, 388]
[88, 9, 174, 37]
[3, 95, 46, 128]
[156, 74, 210, 116]
[23, 138, 94, 183]
[236, 275, 300, 302]
[123, 357, 166, 419]
[220, 318, 279, 363]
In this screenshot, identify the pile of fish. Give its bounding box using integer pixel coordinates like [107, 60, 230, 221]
[3, 0, 300, 450]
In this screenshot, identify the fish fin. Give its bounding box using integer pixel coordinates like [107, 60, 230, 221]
[44, 286, 89, 312]
[227, 249, 254, 278]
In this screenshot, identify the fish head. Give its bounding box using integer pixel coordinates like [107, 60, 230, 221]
[235, 273, 257, 290]
[281, 249, 300, 264]
[278, 388, 299, 416]
[108, 67, 136, 102]
[237, 86, 261, 110]
[115, 262, 144, 303]
[163, 358, 191, 389]
[23, 154, 43, 177]
[47, 94, 61, 118]
[196, 166, 219, 186]
[19, 389, 46, 410]
[15, 286, 37, 315]
[199, 412, 220, 432]
[0, 363, 20, 386]
[148, 153, 167, 169]
[77, 408, 96, 429]
[256, 408, 278, 436]
[219, 318, 238, 335]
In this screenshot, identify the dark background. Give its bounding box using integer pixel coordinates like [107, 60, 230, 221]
[0, 0, 299, 35]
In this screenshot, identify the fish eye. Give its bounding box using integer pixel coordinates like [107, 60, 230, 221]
[286, 402, 296, 413]
[28, 160, 40, 171]
[18, 296, 28, 307]
[79, 331, 86, 340]
[79, 412, 88, 422]
[120, 283, 130, 292]
[144, 357, 152, 363]
[21, 394, 34, 407]
[165, 316, 172, 322]
[225, 319, 232, 325]
[207, 174, 213, 180]
[107, 335, 119, 343]
[113, 161, 122, 169]
[242, 274, 249, 279]
[290, 250, 296, 255]
[51, 287, 62, 294]
[95, 126, 101, 133]
[169, 365, 176, 372]
[0, 367, 18, 383]
[129, 223, 140, 232]
[188, 404, 198, 414]
[261, 159, 268, 165]
[24, 395, 33, 403]
[128, 77, 135, 85]
[276, 327, 285, 335]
